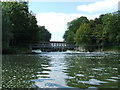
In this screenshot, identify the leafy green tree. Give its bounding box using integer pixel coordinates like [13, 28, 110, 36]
[64, 11, 120, 51]
[2, 2, 13, 50]
[38, 26, 51, 42]
[27, 12, 39, 44]
[2, 1, 51, 53]
[101, 12, 120, 46]
[8, 2, 30, 45]
[63, 16, 89, 44]
[66, 31, 74, 44]
[67, 16, 89, 33]
[89, 17, 104, 45]
[74, 23, 92, 45]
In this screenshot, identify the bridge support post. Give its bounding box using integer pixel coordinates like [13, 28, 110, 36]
[29, 45, 32, 53]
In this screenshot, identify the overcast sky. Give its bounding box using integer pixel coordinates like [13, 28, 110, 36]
[28, 0, 119, 41]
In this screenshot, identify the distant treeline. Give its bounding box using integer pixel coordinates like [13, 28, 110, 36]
[63, 11, 120, 51]
[1, 2, 51, 53]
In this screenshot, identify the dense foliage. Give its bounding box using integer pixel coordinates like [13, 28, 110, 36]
[63, 11, 120, 51]
[1, 2, 51, 52]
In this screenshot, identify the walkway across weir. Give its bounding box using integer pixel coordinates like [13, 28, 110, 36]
[31, 41, 76, 52]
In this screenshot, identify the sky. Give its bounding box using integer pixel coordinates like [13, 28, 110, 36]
[28, 0, 119, 41]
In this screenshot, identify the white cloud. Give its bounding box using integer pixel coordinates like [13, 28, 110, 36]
[36, 12, 99, 41]
[77, 0, 119, 13]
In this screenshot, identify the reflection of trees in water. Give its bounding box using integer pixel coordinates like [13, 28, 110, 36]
[64, 54, 119, 88]
[2, 55, 51, 88]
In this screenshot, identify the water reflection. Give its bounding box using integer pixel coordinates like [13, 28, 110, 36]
[64, 53, 119, 88]
[2, 54, 51, 88]
[33, 52, 69, 88]
[2, 52, 120, 88]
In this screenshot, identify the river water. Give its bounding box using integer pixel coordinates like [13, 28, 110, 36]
[2, 51, 120, 88]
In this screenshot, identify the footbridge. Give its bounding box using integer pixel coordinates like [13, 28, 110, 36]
[31, 41, 77, 52]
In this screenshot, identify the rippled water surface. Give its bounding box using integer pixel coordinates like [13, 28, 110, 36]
[2, 52, 120, 88]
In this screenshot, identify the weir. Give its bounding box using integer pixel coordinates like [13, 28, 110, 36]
[31, 41, 76, 52]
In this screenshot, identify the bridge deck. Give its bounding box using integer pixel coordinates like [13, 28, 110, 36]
[31, 41, 76, 52]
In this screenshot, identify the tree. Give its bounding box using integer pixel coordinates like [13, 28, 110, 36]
[38, 26, 51, 42]
[101, 12, 120, 45]
[74, 23, 92, 45]
[8, 2, 30, 45]
[2, 1, 51, 53]
[27, 12, 39, 44]
[63, 16, 89, 44]
[2, 2, 13, 50]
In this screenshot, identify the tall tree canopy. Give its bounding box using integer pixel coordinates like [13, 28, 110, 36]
[63, 16, 89, 44]
[2, 1, 51, 51]
[63, 11, 120, 51]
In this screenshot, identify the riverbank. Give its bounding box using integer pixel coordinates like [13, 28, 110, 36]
[75, 45, 120, 53]
[67, 50, 119, 54]
[2, 46, 120, 54]
[2, 46, 31, 54]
